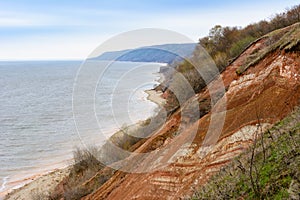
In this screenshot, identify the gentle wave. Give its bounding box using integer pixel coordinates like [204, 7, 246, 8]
[0, 60, 163, 195]
[0, 177, 9, 192]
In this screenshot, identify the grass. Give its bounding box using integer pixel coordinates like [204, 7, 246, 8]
[236, 22, 300, 74]
[191, 107, 300, 199]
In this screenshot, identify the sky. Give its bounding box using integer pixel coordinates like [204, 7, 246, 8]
[0, 0, 299, 60]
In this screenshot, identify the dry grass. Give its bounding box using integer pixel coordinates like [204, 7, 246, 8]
[237, 23, 300, 74]
[191, 107, 300, 200]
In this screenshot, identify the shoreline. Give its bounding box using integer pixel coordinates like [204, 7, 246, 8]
[2, 74, 165, 200]
[0, 159, 71, 200]
[145, 89, 166, 107]
[2, 167, 70, 200]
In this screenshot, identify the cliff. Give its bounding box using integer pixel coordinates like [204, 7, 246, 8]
[81, 23, 300, 200]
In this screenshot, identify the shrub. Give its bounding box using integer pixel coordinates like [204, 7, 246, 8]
[72, 146, 103, 174]
[191, 108, 300, 199]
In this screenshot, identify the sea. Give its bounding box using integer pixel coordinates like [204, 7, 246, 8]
[0, 60, 162, 196]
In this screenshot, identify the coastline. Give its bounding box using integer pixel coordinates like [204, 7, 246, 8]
[145, 89, 166, 107]
[1, 70, 166, 200]
[2, 167, 70, 200]
[0, 156, 72, 200]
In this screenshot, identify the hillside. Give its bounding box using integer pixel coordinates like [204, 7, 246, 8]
[192, 107, 300, 199]
[92, 43, 196, 64]
[78, 22, 300, 200]
[39, 23, 300, 199]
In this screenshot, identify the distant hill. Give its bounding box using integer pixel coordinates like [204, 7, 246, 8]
[91, 43, 197, 64]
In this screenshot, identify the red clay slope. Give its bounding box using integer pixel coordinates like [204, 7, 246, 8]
[84, 24, 300, 200]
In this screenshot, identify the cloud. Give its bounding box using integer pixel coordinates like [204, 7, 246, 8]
[0, 11, 57, 27]
[0, 7, 128, 28]
[0, 0, 299, 60]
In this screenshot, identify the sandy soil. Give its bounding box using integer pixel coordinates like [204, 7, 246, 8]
[145, 89, 166, 106]
[3, 167, 70, 200]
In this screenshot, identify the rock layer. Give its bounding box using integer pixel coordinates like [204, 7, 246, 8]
[84, 25, 300, 200]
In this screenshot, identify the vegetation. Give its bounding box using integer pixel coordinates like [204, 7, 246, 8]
[99, 109, 167, 164]
[47, 146, 106, 199]
[49, 110, 168, 199]
[237, 22, 300, 74]
[191, 108, 300, 199]
[160, 5, 300, 112]
[199, 4, 300, 69]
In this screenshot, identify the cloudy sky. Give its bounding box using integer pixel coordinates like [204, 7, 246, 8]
[0, 0, 299, 60]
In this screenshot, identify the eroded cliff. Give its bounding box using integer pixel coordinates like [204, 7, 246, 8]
[81, 23, 300, 200]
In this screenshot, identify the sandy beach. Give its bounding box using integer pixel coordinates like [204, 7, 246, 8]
[1, 78, 165, 200]
[145, 89, 166, 106]
[2, 167, 70, 200]
[1, 89, 165, 200]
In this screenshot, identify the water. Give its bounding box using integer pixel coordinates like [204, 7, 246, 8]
[0, 60, 161, 194]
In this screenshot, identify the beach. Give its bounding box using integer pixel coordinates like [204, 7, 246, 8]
[3, 167, 70, 200]
[0, 61, 166, 199]
[145, 89, 166, 106]
[2, 88, 166, 200]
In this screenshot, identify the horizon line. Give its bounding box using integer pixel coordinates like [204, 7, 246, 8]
[0, 59, 85, 62]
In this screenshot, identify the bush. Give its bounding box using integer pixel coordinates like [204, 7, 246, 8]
[49, 146, 105, 200]
[229, 36, 255, 57]
[199, 5, 300, 70]
[72, 146, 103, 174]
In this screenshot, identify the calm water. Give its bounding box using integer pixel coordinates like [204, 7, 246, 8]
[0, 60, 161, 194]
